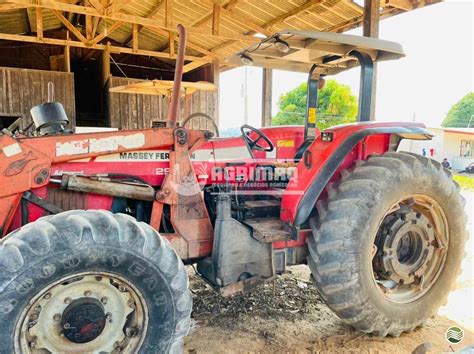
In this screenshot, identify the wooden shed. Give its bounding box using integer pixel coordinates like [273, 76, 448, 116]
[0, 0, 440, 130]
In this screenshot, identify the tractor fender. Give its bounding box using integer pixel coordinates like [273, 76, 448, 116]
[281, 123, 433, 227]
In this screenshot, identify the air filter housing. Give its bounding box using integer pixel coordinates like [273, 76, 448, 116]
[30, 102, 69, 135]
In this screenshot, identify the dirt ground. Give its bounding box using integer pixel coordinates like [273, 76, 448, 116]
[184, 266, 473, 353]
[184, 191, 474, 353]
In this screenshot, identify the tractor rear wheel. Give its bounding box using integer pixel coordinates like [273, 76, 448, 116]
[0, 210, 191, 353]
[307, 152, 467, 336]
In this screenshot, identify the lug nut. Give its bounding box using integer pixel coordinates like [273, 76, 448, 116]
[106, 312, 112, 322]
[53, 313, 61, 321]
[63, 323, 71, 329]
[101, 296, 108, 304]
[84, 290, 91, 297]
[43, 292, 51, 299]
[118, 285, 127, 292]
[127, 299, 135, 308]
[64, 297, 72, 304]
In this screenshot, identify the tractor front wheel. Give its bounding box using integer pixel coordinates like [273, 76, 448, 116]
[0, 210, 191, 353]
[307, 152, 467, 336]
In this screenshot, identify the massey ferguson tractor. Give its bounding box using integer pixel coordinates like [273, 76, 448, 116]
[0, 25, 467, 353]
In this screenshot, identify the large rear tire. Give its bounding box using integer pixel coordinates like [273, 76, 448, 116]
[307, 152, 467, 336]
[0, 210, 191, 353]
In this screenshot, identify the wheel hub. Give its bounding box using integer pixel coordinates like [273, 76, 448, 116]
[61, 298, 106, 344]
[376, 211, 435, 285]
[16, 273, 148, 353]
[372, 196, 449, 303]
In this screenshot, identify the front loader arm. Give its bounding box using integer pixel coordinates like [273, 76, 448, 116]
[0, 128, 209, 236]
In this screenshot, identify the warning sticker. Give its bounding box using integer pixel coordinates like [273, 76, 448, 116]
[277, 140, 295, 148]
[308, 107, 317, 124]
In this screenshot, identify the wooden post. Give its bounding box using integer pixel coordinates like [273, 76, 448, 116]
[64, 31, 71, 72]
[165, 0, 174, 58]
[132, 23, 139, 52]
[85, 14, 93, 41]
[36, 8, 43, 40]
[261, 68, 272, 127]
[101, 42, 111, 87]
[363, 0, 379, 121]
[212, 4, 220, 36]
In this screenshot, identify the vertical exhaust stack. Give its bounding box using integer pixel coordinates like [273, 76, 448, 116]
[166, 24, 187, 128]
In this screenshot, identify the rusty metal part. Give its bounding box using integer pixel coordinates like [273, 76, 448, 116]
[166, 24, 187, 128]
[156, 129, 214, 259]
[15, 272, 148, 353]
[372, 195, 448, 303]
[60, 175, 156, 201]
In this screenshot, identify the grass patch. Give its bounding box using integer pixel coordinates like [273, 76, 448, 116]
[454, 174, 474, 191]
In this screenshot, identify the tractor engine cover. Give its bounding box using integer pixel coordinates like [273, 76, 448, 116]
[30, 102, 70, 135]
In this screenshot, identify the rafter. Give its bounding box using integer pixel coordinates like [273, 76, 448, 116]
[52, 9, 89, 43]
[212, 3, 220, 35]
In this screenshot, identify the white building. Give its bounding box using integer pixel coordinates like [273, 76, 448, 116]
[399, 127, 474, 170]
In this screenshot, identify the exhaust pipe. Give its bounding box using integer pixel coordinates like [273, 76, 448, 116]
[166, 24, 187, 128]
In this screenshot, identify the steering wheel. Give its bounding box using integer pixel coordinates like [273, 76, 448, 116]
[240, 124, 274, 152]
[182, 112, 220, 137]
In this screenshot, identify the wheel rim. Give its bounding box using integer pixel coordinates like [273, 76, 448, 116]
[15, 272, 148, 353]
[372, 195, 449, 303]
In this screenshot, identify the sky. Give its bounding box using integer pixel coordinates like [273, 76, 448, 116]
[218, 0, 474, 131]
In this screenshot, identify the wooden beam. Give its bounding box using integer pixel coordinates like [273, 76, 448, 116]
[87, 0, 104, 14]
[101, 41, 110, 86]
[261, 68, 272, 127]
[132, 23, 138, 52]
[64, 31, 70, 72]
[89, 20, 124, 45]
[148, 26, 220, 59]
[363, 0, 380, 37]
[212, 3, 220, 35]
[106, 0, 129, 14]
[0, 32, 214, 62]
[52, 9, 89, 43]
[165, 0, 174, 58]
[36, 7, 43, 39]
[123, 0, 164, 45]
[263, 0, 322, 31]
[85, 14, 93, 40]
[382, 0, 413, 11]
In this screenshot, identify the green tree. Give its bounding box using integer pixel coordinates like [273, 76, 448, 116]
[272, 79, 358, 130]
[441, 93, 474, 128]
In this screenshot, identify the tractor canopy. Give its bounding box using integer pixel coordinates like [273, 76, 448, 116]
[228, 30, 406, 128]
[226, 30, 405, 75]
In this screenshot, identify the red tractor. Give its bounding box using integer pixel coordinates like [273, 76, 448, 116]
[0, 26, 467, 353]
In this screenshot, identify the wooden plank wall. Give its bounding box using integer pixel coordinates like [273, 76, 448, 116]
[0, 66, 75, 128]
[107, 76, 217, 131]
